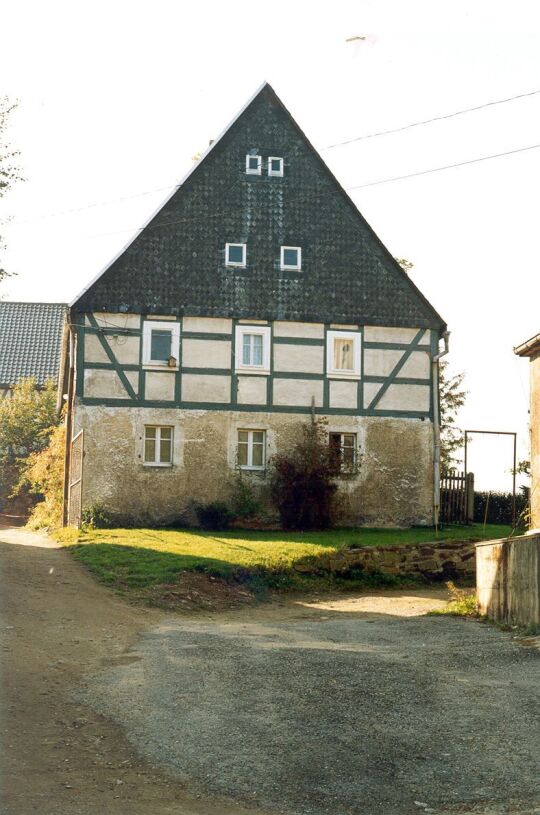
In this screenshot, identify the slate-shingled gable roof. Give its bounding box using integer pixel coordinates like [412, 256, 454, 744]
[0, 302, 67, 388]
[72, 83, 446, 332]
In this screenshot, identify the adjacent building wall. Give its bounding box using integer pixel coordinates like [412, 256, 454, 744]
[530, 353, 540, 529]
[476, 534, 540, 626]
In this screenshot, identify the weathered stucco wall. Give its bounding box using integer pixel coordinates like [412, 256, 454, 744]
[476, 534, 540, 626]
[73, 404, 435, 527]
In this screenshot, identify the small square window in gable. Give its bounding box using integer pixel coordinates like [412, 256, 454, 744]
[225, 243, 246, 267]
[268, 157, 284, 177]
[281, 246, 301, 271]
[245, 154, 262, 175]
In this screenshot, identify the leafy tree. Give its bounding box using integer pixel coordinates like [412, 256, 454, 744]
[269, 418, 341, 530]
[0, 96, 23, 285]
[439, 359, 467, 470]
[0, 378, 59, 500]
[18, 422, 66, 529]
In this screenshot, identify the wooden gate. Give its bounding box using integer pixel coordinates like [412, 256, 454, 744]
[68, 430, 84, 527]
[440, 471, 474, 524]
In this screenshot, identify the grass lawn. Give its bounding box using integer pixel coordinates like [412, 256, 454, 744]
[56, 523, 511, 599]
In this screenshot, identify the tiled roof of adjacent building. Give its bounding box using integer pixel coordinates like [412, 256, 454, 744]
[0, 302, 67, 388]
[72, 83, 446, 332]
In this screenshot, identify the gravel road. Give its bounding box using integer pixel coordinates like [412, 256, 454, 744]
[78, 593, 540, 815]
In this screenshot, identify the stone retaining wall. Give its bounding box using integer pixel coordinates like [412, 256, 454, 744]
[294, 539, 477, 581]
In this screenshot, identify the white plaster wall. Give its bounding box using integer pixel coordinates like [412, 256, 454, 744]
[377, 384, 431, 412]
[182, 374, 231, 402]
[182, 338, 231, 369]
[237, 376, 267, 404]
[364, 326, 425, 343]
[273, 321, 324, 339]
[364, 349, 430, 378]
[83, 369, 138, 399]
[89, 312, 141, 330]
[273, 378, 324, 407]
[273, 344, 324, 374]
[84, 334, 110, 364]
[145, 372, 176, 401]
[106, 335, 140, 365]
[183, 317, 232, 333]
[329, 380, 358, 409]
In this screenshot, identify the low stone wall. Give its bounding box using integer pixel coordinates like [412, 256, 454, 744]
[294, 539, 476, 581]
[476, 534, 540, 626]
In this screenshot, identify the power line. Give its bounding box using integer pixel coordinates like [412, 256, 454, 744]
[5, 86, 540, 226]
[322, 88, 540, 150]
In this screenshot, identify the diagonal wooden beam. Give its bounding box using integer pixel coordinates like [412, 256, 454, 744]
[85, 313, 138, 401]
[367, 328, 427, 410]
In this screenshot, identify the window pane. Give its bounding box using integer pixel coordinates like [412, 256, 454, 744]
[242, 334, 251, 365]
[145, 426, 157, 439]
[248, 156, 259, 169]
[342, 435, 356, 469]
[144, 438, 156, 462]
[160, 427, 172, 442]
[237, 442, 248, 466]
[238, 430, 249, 443]
[283, 248, 298, 267]
[151, 329, 172, 361]
[252, 334, 263, 365]
[228, 244, 244, 264]
[159, 437, 172, 463]
[252, 441, 264, 467]
[252, 431, 264, 445]
[271, 159, 281, 173]
[334, 338, 353, 370]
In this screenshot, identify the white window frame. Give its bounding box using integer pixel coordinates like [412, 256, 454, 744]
[225, 242, 247, 268]
[329, 432, 357, 473]
[268, 156, 284, 177]
[245, 154, 262, 175]
[326, 330, 361, 379]
[143, 425, 174, 467]
[280, 246, 302, 271]
[235, 325, 271, 375]
[237, 429, 266, 471]
[142, 320, 180, 370]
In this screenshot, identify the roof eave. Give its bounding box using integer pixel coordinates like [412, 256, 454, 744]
[514, 332, 540, 357]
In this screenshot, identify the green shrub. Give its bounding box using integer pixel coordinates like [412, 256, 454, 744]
[81, 502, 115, 529]
[194, 502, 233, 531]
[269, 419, 341, 530]
[230, 471, 262, 519]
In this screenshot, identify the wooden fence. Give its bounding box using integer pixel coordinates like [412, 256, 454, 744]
[440, 471, 474, 524]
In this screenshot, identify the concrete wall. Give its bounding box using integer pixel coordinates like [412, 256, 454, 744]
[73, 404, 435, 527]
[476, 534, 540, 626]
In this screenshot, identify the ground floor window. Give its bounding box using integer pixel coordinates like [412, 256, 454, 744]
[329, 432, 357, 473]
[237, 429, 266, 470]
[144, 425, 173, 466]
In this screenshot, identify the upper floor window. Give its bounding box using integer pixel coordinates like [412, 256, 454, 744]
[237, 429, 266, 470]
[268, 157, 284, 177]
[144, 425, 173, 466]
[245, 154, 262, 175]
[329, 432, 357, 473]
[281, 246, 301, 271]
[142, 320, 180, 368]
[225, 243, 246, 267]
[235, 325, 271, 374]
[326, 330, 361, 379]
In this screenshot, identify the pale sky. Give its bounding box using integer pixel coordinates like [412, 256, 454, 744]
[1, 0, 539, 491]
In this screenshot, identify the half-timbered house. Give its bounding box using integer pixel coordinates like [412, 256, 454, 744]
[62, 83, 448, 527]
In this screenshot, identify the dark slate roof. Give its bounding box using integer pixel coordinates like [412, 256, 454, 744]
[0, 302, 67, 388]
[72, 83, 446, 331]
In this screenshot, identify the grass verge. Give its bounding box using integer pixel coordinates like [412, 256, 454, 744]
[54, 523, 510, 606]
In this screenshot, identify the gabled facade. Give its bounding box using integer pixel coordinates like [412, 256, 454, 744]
[63, 83, 447, 527]
[0, 302, 67, 397]
[515, 332, 540, 530]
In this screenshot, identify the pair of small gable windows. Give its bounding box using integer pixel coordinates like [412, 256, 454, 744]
[142, 321, 180, 368]
[225, 243, 301, 271]
[245, 155, 284, 177]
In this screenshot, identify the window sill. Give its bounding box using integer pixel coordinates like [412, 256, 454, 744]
[239, 466, 266, 472]
[327, 372, 360, 380]
[235, 367, 270, 376]
[142, 364, 179, 372]
[142, 462, 174, 468]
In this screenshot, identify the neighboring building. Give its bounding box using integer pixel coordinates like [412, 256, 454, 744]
[62, 83, 447, 528]
[514, 332, 540, 530]
[0, 302, 67, 397]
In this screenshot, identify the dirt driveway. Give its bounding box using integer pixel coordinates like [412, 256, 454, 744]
[1, 525, 539, 815]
